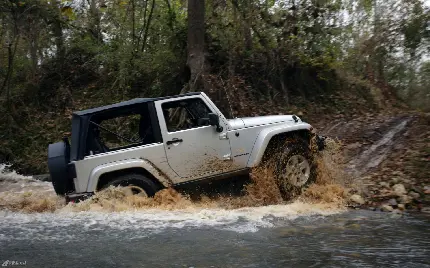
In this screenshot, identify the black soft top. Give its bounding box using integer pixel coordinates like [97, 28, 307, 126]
[70, 92, 201, 160]
[73, 92, 201, 116]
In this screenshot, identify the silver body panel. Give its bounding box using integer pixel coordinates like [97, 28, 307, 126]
[241, 115, 297, 128]
[227, 118, 245, 130]
[71, 93, 311, 194]
[73, 143, 176, 192]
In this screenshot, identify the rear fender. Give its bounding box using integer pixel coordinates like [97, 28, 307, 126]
[86, 158, 172, 192]
[246, 123, 312, 167]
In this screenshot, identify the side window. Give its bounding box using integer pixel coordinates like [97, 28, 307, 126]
[162, 98, 212, 132]
[87, 113, 155, 155]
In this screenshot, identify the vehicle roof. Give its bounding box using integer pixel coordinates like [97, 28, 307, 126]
[73, 92, 201, 116]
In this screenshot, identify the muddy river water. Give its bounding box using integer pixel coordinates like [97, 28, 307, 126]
[0, 179, 429, 267]
[1, 208, 429, 267]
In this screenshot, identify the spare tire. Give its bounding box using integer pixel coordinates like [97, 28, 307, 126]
[48, 141, 74, 195]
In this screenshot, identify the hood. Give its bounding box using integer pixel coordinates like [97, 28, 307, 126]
[228, 115, 299, 130]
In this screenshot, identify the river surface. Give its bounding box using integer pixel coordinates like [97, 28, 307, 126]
[1, 209, 429, 268]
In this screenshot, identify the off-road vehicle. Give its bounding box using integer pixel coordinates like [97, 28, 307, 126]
[48, 92, 325, 202]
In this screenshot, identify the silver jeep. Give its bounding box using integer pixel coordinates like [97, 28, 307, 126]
[47, 92, 325, 201]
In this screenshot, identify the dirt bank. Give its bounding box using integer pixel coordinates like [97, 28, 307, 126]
[311, 112, 430, 212]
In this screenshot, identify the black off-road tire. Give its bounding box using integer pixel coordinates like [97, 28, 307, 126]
[274, 138, 317, 200]
[103, 173, 159, 197]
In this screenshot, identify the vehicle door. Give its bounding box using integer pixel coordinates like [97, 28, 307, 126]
[155, 96, 232, 180]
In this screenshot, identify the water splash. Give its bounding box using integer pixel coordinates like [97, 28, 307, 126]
[0, 140, 350, 233]
[0, 165, 63, 213]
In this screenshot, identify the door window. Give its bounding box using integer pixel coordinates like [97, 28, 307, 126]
[87, 112, 155, 155]
[162, 98, 212, 132]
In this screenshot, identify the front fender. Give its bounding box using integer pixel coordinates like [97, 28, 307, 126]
[86, 158, 172, 192]
[246, 122, 312, 167]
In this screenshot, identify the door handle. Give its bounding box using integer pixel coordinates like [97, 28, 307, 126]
[166, 138, 183, 145]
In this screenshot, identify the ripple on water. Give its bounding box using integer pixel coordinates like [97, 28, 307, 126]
[0, 201, 345, 242]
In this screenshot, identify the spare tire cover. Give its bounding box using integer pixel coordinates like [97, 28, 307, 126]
[48, 142, 72, 195]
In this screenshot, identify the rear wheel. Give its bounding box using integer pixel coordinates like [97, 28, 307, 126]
[275, 138, 316, 199]
[102, 173, 159, 197]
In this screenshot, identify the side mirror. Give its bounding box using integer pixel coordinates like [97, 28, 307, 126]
[197, 118, 210, 126]
[208, 113, 219, 126]
[208, 113, 223, 132]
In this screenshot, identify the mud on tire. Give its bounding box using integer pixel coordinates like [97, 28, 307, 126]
[272, 137, 317, 200]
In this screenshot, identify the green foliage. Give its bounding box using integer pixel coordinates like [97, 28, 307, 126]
[0, 0, 429, 173]
[402, 2, 428, 55]
[359, 0, 373, 14]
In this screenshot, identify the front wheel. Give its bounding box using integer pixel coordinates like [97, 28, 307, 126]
[275, 139, 316, 199]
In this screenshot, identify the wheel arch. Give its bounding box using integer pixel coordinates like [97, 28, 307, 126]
[96, 168, 165, 192]
[246, 123, 312, 167]
[86, 158, 172, 192]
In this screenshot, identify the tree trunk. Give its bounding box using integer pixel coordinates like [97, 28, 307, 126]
[52, 19, 65, 63]
[228, 4, 237, 77]
[89, 0, 102, 42]
[131, 0, 135, 44]
[186, 0, 206, 92]
[29, 30, 38, 75]
[141, 0, 156, 52]
[239, 1, 252, 51]
[164, 0, 176, 33]
[1, 27, 19, 99]
[276, 44, 288, 105]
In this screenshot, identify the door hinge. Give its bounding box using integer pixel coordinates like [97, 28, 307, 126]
[219, 132, 228, 140]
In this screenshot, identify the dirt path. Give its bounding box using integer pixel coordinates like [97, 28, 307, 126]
[347, 118, 410, 177]
[311, 112, 430, 210]
[318, 115, 412, 177]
